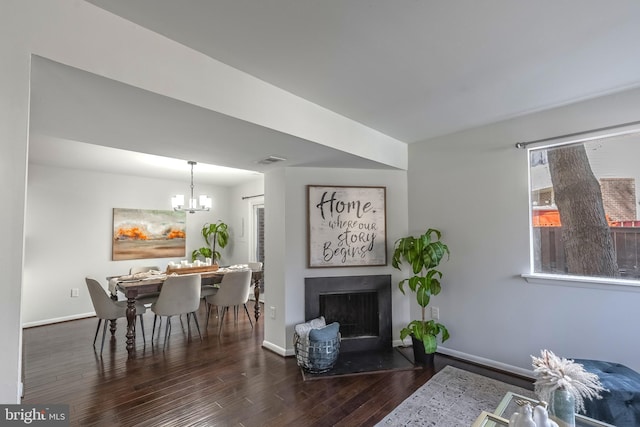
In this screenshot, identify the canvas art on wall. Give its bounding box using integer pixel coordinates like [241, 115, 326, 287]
[307, 185, 387, 267]
[112, 208, 186, 261]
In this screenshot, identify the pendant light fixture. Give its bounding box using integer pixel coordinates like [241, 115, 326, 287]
[171, 160, 212, 213]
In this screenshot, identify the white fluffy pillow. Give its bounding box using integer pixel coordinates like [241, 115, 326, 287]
[294, 316, 326, 340]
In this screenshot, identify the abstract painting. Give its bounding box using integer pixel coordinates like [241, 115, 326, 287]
[112, 208, 186, 261]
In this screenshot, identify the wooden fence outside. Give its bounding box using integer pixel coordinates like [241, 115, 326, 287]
[533, 227, 640, 279]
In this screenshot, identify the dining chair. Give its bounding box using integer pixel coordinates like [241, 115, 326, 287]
[199, 283, 218, 314]
[205, 270, 253, 336]
[129, 265, 161, 274]
[129, 265, 162, 305]
[85, 277, 148, 355]
[247, 262, 262, 271]
[150, 273, 202, 348]
[195, 279, 218, 327]
[200, 277, 219, 299]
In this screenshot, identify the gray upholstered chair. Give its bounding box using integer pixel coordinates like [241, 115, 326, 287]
[247, 262, 262, 271]
[151, 273, 202, 348]
[200, 279, 219, 299]
[199, 283, 218, 317]
[129, 265, 161, 274]
[205, 270, 253, 336]
[129, 265, 162, 305]
[85, 277, 147, 355]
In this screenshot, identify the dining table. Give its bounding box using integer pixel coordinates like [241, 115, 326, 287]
[111, 266, 263, 358]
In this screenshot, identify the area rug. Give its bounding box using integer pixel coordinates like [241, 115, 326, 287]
[375, 365, 536, 426]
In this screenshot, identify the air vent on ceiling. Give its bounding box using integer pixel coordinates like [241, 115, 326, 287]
[257, 155, 287, 165]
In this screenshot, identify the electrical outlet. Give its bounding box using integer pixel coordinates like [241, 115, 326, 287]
[431, 306, 439, 320]
[71, 288, 79, 297]
[269, 306, 276, 319]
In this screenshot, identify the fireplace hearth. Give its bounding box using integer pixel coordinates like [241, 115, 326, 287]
[305, 275, 391, 353]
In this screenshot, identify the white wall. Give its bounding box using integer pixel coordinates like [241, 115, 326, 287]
[1, 3, 31, 403]
[262, 167, 409, 355]
[408, 86, 640, 374]
[23, 162, 231, 326]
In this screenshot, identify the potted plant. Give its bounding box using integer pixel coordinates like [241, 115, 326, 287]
[391, 228, 450, 364]
[191, 221, 229, 265]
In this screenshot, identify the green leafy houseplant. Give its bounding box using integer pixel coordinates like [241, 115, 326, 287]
[391, 228, 450, 354]
[191, 221, 229, 265]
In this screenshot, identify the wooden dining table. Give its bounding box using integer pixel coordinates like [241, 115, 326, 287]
[114, 268, 263, 358]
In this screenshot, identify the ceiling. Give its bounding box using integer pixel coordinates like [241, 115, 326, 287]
[29, 1, 640, 185]
[29, 56, 388, 186]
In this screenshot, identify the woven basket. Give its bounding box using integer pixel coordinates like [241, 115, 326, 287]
[294, 332, 340, 373]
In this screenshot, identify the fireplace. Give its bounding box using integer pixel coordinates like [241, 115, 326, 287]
[304, 275, 391, 353]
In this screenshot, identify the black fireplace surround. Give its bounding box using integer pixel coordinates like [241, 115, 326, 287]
[304, 275, 392, 353]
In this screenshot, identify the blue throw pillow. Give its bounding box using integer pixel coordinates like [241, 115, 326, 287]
[309, 322, 340, 342]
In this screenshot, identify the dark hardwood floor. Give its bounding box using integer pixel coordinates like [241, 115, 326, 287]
[22, 303, 533, 426]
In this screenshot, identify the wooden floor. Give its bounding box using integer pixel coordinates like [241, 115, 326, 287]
[22, 303, 533, 426]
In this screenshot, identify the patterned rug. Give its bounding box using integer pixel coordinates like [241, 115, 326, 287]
[376, 365, 536, 426]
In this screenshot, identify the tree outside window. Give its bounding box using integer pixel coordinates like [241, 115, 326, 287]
[529, 129, 640, 281]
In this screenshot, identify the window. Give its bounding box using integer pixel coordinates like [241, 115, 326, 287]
[528, 125, 640, 282]
[254, 204, 264, 264]
[248, 197, 264, 264]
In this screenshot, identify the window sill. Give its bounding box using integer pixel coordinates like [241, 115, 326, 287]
[521, 273, 640, 292]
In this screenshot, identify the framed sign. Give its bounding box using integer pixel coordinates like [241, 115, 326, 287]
[307, 185, 387, 267]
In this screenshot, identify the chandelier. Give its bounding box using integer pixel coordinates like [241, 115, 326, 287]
[171, 161, 212, 213]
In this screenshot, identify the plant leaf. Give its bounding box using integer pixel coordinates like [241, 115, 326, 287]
[408, 276, 420, 293]
[416, 285, 431, 307]
[422, 334, 437, 353]
[398, 279, 408, 294]
[438, 324, 450, 342]
[399, 328, 410, 341]
[426, 270, 442, 295]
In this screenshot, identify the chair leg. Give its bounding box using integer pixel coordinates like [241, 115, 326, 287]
[152, 315, 158, 344]
[191, 312, 202, 341]
[163, 316, 171, 349]
[205, 304, 221, 329]
[100, 319, 109, 355]
[243, 303, 254, 328]
[218, 306, 228, 336]
[205, 303, 211, 328]
[93, 319, 102, 346]
[138, 314, 146, 344]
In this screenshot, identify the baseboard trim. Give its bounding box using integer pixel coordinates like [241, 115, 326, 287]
[392, 339, 407, 348]
[437, 346, 535, 379]
[262, 340, 295, 357]
[22, 312, 95, 328]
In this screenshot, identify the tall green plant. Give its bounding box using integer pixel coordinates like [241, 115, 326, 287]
[191, 221, 229, 264]
[392, 228, 450, 354]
